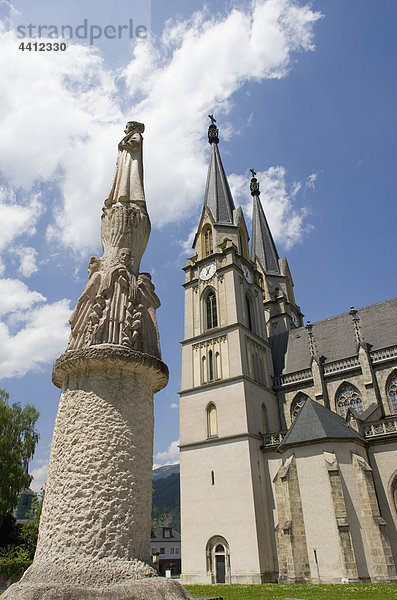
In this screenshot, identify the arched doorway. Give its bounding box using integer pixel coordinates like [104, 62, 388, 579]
[206, 536, 230, 583]
[215, 544, 226, 583]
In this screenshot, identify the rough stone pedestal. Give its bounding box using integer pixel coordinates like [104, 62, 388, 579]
[3, 347, 193, 600]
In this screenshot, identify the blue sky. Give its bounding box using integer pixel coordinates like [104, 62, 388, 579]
[0, 0, 396, 489]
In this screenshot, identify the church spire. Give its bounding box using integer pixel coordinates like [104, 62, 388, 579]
[203, 116, 235, 224]
[250, 170, 280, 274]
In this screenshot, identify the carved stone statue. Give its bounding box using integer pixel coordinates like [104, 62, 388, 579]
[67, 247, 161, 357]
[95, 247, 140, 346]
[3, 124, 193, 599]
[67, 257, 102, 350]
[66, 122, 161, 357]
[105, 121, 145, 208]
[100, 121, 151, 273]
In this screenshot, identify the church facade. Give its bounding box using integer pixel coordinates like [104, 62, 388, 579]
[179, 120, 397, 584]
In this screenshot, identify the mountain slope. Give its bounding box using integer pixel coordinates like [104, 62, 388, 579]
[152, 465, 180, 532]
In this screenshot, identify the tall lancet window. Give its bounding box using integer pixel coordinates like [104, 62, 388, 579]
[208, 350, 214, 382]
[387, 371, 397, 413]
[206, 290, 218, 330]
[207, 403, 218, 438]
[290, 392, 308, 421]
[203, 227, 213, 257]
[336, 383, 363, 418]
[245, 294, 255, 332]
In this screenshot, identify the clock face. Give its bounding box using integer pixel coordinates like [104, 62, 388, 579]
[200, 262, 216, 281]
[242, 264, 252, 284]
[291, 312, 299, 327]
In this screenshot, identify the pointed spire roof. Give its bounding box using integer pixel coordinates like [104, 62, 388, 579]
[204, 116, 236, 224]
[250, 171, 280, 274]
[278, 399, 363, 451]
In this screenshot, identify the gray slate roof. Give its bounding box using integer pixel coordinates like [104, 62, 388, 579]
[278, 398, 363, 450]
[250, 194, 280, 273]
[270, 297, 397, 376]
[204, 142, 235, 224]
[151, 526, 181, 541]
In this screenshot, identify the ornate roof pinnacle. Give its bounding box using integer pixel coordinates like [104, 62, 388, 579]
[208, 114, 219, 144]
[250, 168, 260, 196]
[349, 306, 363, 344]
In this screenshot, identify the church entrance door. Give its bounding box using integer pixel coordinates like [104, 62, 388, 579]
[215, 544, 226, 583]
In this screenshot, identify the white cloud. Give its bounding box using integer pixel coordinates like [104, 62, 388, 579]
[0, 32, 122, 253]
[15, 246, 38, 277]
[177, 225, 198, 257]
[155, 439, 180, 465]
[0, 279, 45, 317]
[128, 0, 321, 229]
[306, 172, 318, 190]
[170, 402, 178, 409]
[0, 280, 71, 377]
[0, 1, 321, 254]
[230, 166, 314, 249]
[30, 461, 48, 492]
[0, 187, 43, 253]
[291, 181, 302, 197]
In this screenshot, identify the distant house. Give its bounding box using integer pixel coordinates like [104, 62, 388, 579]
[13, 488, 35, 522]
[150, 526, 181, 577]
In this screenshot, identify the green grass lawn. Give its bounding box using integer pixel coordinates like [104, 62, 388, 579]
[185, 583, 397, 600]
[1, 583, 397, 598]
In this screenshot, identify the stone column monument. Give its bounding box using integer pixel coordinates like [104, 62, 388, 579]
[4, 122, 193, 600]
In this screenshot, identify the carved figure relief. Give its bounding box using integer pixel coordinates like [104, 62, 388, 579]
[67, 122, 161, 359]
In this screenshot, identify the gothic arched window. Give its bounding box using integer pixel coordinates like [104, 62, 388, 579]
[208, 350, 214, 382]
[387, 371, 397, 414]
[201, 356, 207, 384]
[207, 403, 218, 438]
[245, 294, 254, 332]
[215, 352, 221, 380]
[336, 383, 363, 418]
[203, 226, 213, 257]
[290, 392, 309, 422]
[205, 290, 218, 330]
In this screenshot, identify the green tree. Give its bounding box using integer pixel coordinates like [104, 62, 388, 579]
[0, 545, 32, 581]
[20, 491, 44, 558]
[0, 389, 39, 519]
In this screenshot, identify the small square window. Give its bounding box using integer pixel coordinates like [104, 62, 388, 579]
[175, 547, 180, 554]
[160, 547, 165, 555]
[170, 547, 175, 554]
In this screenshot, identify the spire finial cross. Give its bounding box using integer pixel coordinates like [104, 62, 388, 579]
[208, 114, 216, 124]
[249, 169, 260, 196]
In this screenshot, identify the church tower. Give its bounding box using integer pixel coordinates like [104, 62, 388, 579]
[250, 172, 303, 336]
[179, 119, 279, 584]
